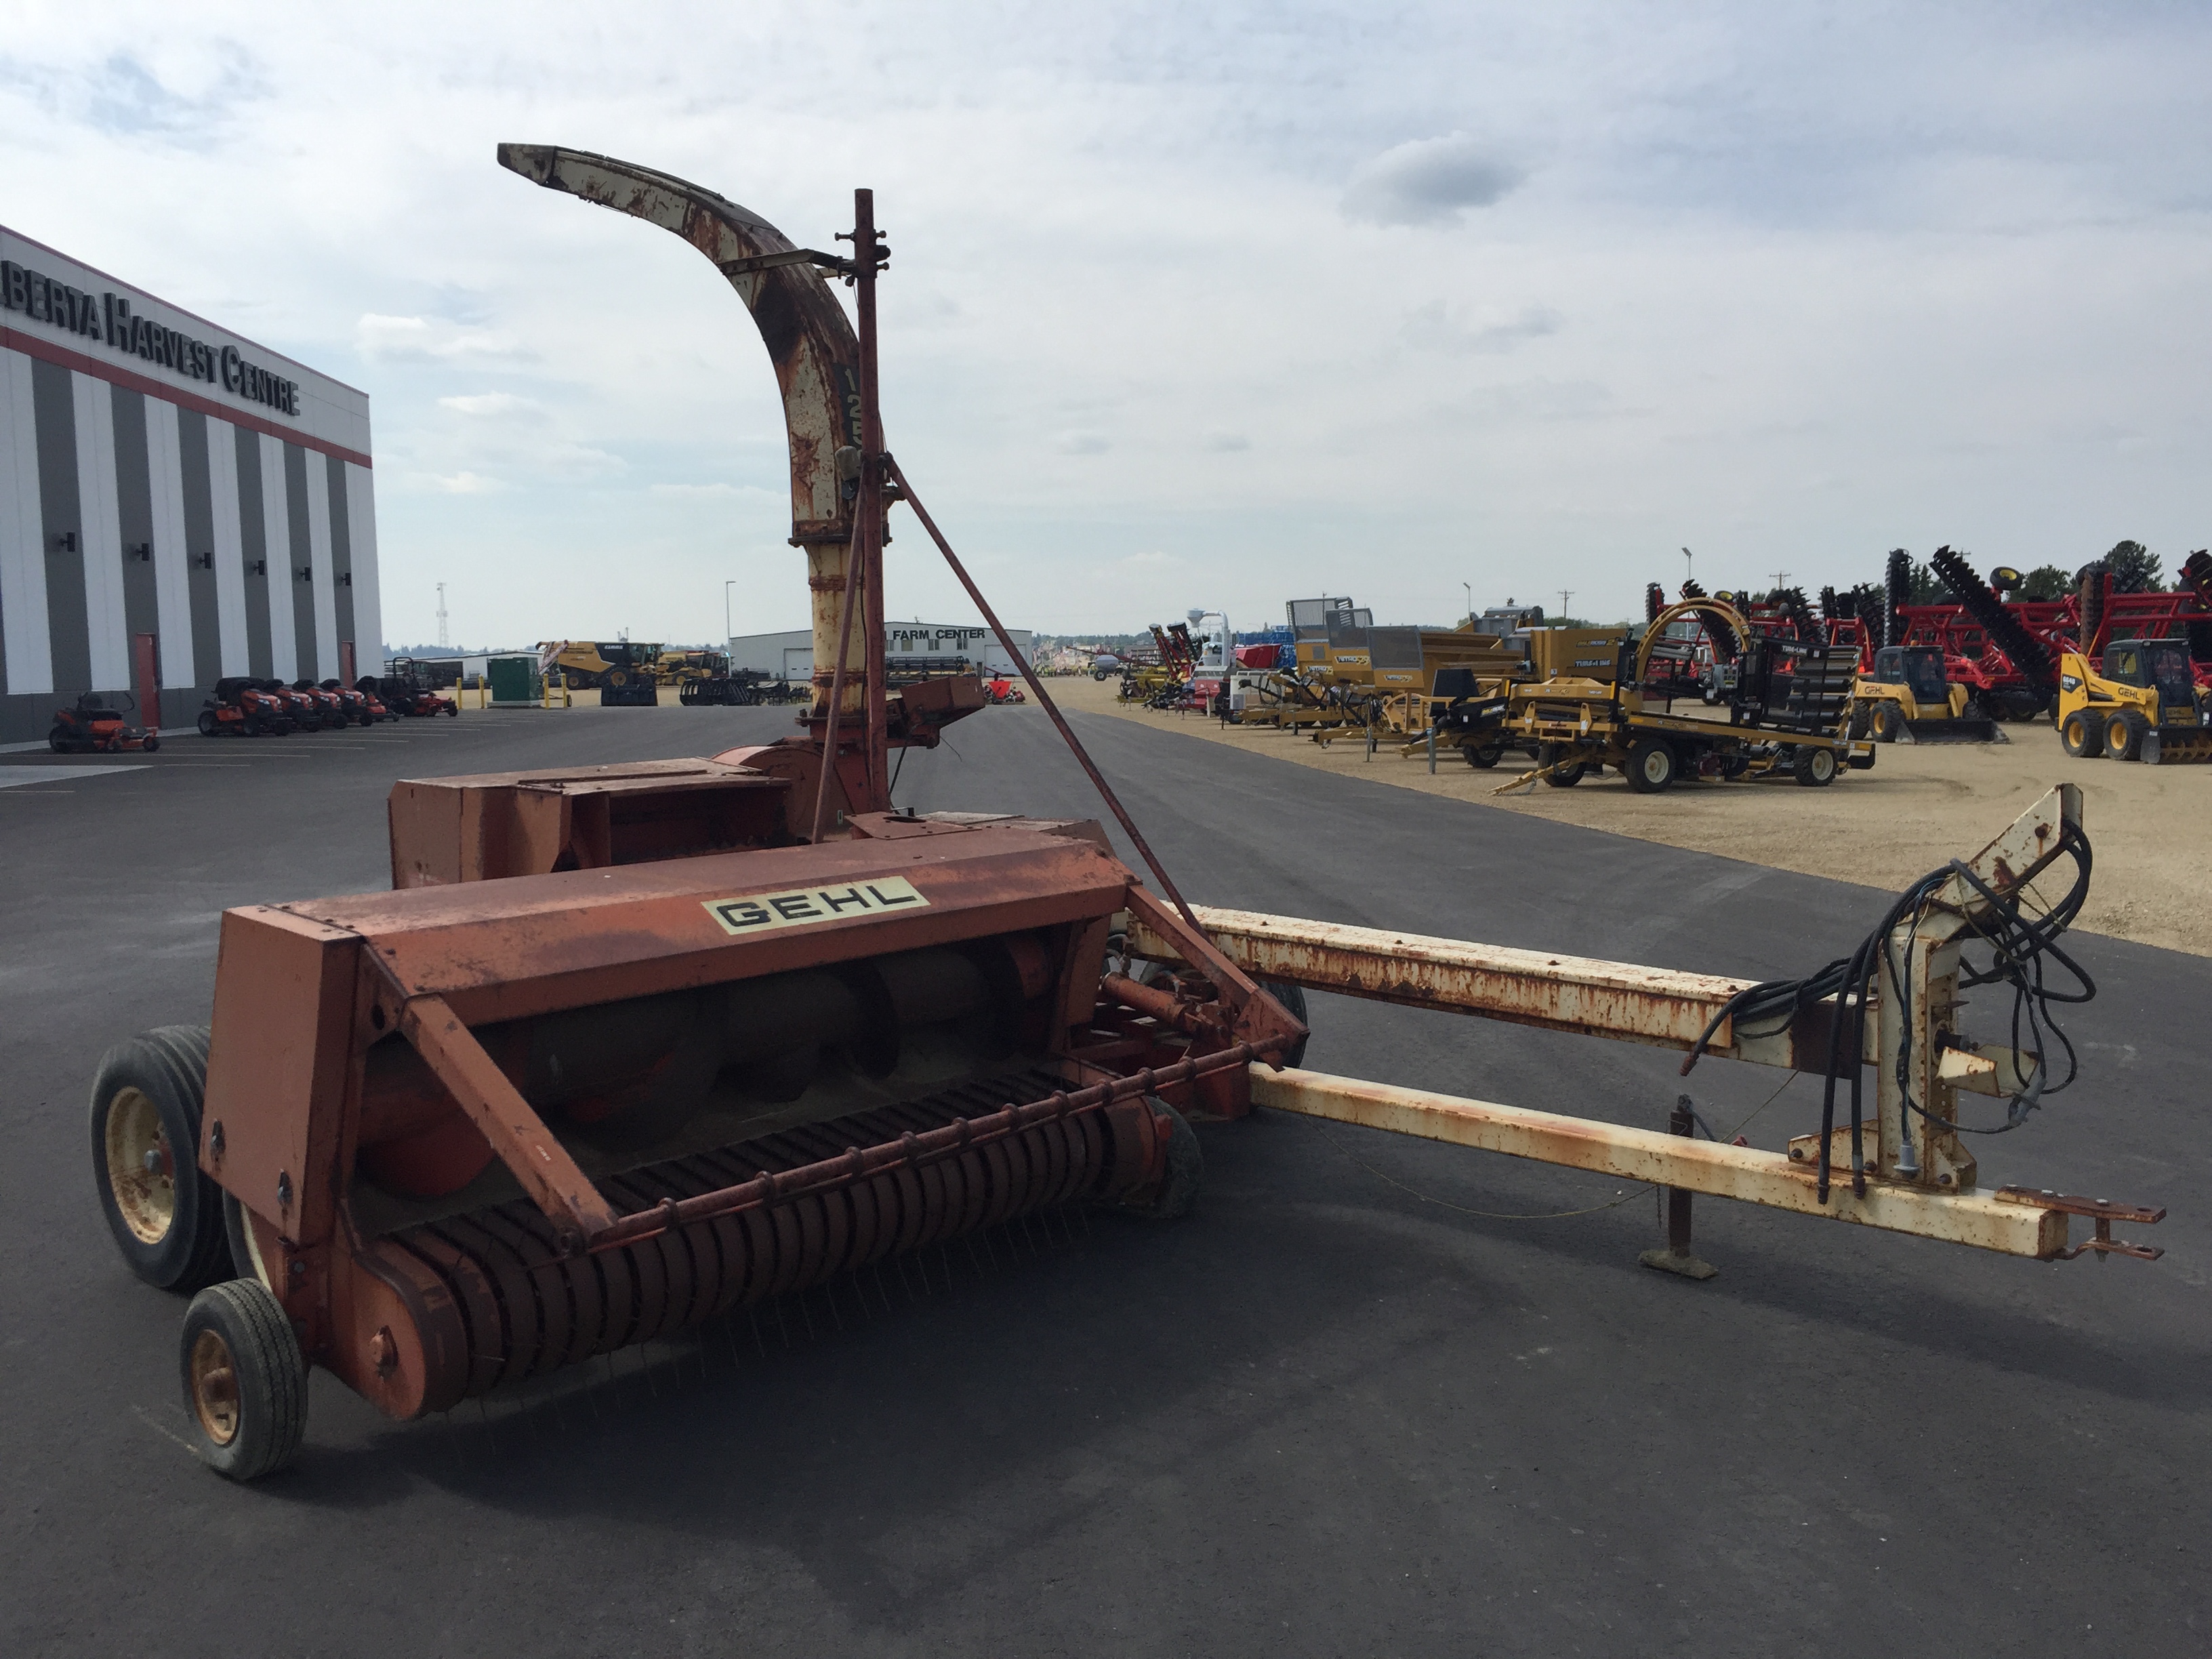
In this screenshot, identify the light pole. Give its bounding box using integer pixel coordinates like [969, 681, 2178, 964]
[723, 580, 737, 647]
[1462, 581, 1473, 623]
[1681, 547, 1693, 590]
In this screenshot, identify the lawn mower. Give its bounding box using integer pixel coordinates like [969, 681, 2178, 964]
[199, 679, 294, 738]
[84, 150, 2161, 1487]
[291, 678, 356, 729]
[49, 691, 159, 754]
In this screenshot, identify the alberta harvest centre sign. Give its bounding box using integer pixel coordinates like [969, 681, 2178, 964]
[1, 255, 303, 418]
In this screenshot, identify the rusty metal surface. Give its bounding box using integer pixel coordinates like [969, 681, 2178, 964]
[1131, 903, 1755, 1053]
[1251, 1067, 2069, 1259]
[306, 818, 1134, 1026]
[495, 145, 858, 554]
[367, 1067, 1152, 1412]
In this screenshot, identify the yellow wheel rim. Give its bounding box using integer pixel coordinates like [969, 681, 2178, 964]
[104, 1086, 173, 1245]
[188, 1328, 241, 1446]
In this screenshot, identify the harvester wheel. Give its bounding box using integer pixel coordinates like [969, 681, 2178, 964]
[1113, 1099, 1203, 1222]
[197, 710, 218, 737]
[1624, 739, 1677, 794]
[2060, 711, 2103, 758]
[1792, 746, 1837, 787]
[180, 1279, 306, 1481]
[1870, 703, 1902, 743]
[1536, 744, 1585, 787]
[90, 1026, 233, 1292]
[1460, 743, 1503, 769]
[2106, 710, 2148, 762]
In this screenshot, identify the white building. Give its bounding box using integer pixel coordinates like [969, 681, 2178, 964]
[0, 224, 379, 741]
[728, 621, 1033, 682]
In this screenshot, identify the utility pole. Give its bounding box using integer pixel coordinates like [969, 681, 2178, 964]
[1559, 590, 1572, 622]
[1770, 570, 1790, 596]
[436, 582, 448, 650]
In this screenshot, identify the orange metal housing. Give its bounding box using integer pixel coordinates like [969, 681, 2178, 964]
[203, 806, 1303, 1421]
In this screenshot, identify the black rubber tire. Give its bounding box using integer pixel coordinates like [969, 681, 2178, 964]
[1793, 746, 1838, 787]
[89, 1025, 234, 1292]
[2061, 711, 2103, 758]
[179, 1279, 306, 1481]
[2106, 710, 2146, 761]
[1537, 744, 1585, 787]
[1113, 1099, 1203, 1221]
[1624, 738, 1676, 794]
[48, 731, 66, 753]
[1460, 742, 1503, 769]
[197, 710, 218, 737]
[1258, 980, 1310, 1069]
[142, 733, 160, 752]
[1847, 704, 1870, 740]
[1870, 703, 1902, 743]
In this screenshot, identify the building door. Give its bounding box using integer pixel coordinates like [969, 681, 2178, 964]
[131, 633, 161, 730]
[339, 640, 356, 685]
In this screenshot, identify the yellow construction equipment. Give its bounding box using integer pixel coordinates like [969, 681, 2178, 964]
[2055, 638, 2212, 764]
[1849, 646, 2005, 744]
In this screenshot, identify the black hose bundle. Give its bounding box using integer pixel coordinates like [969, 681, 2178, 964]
[1682, 821, 2094, 1202]
[1931, 546, 2054, 684]
[1883, 550, 1911, 647]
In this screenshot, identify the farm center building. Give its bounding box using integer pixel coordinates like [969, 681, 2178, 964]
[0, 225, 380, 744]
[728, 621, 1033, 682]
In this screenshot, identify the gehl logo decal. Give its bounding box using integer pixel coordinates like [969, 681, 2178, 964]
[703, 876, 928, 936]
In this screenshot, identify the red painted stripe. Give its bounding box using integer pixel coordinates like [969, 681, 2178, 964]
[0, 325, 373, 470]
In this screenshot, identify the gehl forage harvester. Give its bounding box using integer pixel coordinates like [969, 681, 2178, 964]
[85, 147, 2162, 1479]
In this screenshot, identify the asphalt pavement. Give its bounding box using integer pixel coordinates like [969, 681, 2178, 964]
[2, 700, 2203, 1656]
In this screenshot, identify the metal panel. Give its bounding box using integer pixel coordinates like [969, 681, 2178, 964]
[30, 357, 89, 693]
[234, 425, 272, 678]
[106, 385, 161, 678]
[144, 396, 198, 696]
[257, 432, 295, 680]
[204, 415, 250, 676]
[176, 407, 225, 686]
[325, 453, 356, 664]
[0, 346, 50, 694]
[341, 461, 379, 674]
[73, 372, 129, 691]
[304, 443, 337, 677]
[283, 441, 318, 680]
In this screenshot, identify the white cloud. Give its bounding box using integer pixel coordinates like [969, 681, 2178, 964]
[356, 314, 531, 364]
[1343, 133, 1523, 226]
[3, 4, 2205, 641]
[437, 392, 543, 417]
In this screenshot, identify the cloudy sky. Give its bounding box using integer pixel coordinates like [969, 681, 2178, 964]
[4, 3, 2207, 647]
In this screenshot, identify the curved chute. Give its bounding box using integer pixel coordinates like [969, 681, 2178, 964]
[496, 143, 861, 550]
[1639, 597, 1754, 687]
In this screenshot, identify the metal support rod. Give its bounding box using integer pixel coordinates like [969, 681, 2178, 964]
[1252, 1067, 2073, 1259]
[883, 454, 1202, 930]
[809, 520, 863, 843]
[853, 188, 890, 811]
[1639, 1094, 1717, 1279]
